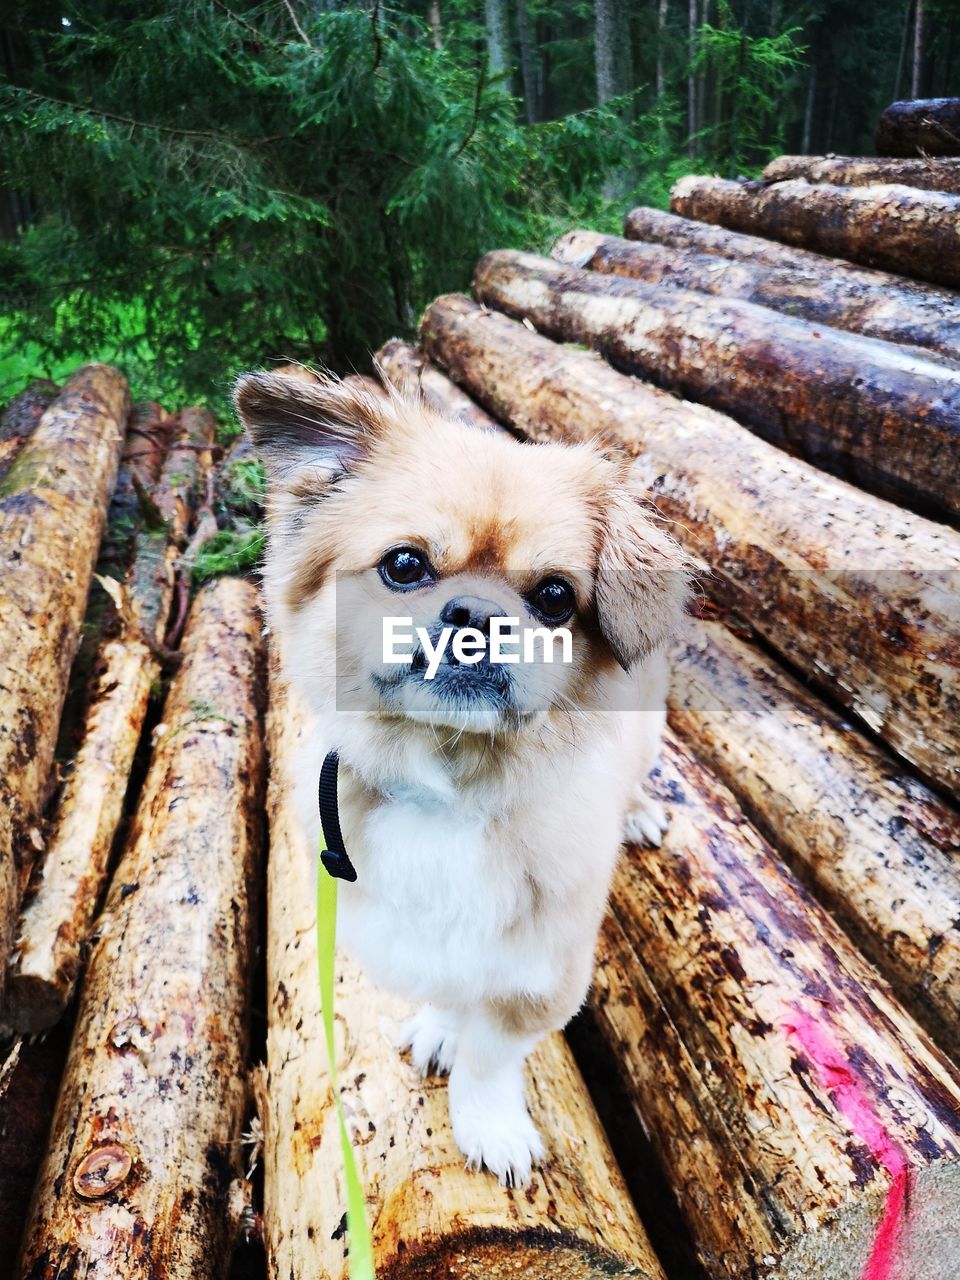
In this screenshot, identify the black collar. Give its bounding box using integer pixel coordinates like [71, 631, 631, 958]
[318, 750, 357, 882]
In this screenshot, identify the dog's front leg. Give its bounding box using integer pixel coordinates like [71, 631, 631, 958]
[447, 1007, 544, 1187]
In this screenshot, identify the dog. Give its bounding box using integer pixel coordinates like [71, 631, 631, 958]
[236, 367, 689, 1186]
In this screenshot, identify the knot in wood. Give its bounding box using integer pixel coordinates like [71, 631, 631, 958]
[73, 1142, 133, 1199]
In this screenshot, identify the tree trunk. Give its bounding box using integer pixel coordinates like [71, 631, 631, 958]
[473, 249, 960, 521]
[16, 576, 266, 1280]
[485, 0, 513, 91]
[670, 173, 960, 287]
[419, 293, 960, 798]
[516, 0, 536, 123]
[5, 410, 215, 1033]
[687, 0, 697, 155]
[912, 0, 925, 98]
[0, 365, 128, 1002]
[592, 730, 960, 1280]
[656, 0, 668, 103]
[762, 152, 960, 193]
[801, 58, 816, 152]
[429, 1, 442, 50]
[876, 96, 960, 157]
[669, 618, 960, 1060]
[376, 338, 504, 432]
[555, 226, 960, 363]
[594, 0, 617, 103]
[259, 669, 665, 1280]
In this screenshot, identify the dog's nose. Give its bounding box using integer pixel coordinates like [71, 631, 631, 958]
[440, 595, 506, 636]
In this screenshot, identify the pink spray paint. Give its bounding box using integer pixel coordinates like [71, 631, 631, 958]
[783, 1010, 911, 1280]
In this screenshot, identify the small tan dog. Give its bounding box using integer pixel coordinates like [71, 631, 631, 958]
[236, 368, 688, 1185]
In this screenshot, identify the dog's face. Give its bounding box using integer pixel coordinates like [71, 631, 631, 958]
[236, 370, 687, 736]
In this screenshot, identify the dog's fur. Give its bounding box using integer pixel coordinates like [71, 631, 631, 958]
[236, 368, 689, 1185]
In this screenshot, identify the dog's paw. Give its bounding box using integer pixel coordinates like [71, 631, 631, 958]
[450, 1092, 545, 1187]
[397, 1004, 459, 1076]
[623, 792, 670, 847]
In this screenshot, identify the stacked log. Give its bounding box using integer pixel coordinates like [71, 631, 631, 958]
[419, 294, 960, 798]
[16, 577, 265, 1280]
[377, 337, 504, 431]
[472, 249, 960, 521]
[0, 366, 128, 1000]
[593, 730, 960, 1280]
[0, 380, 59, 480]
[557, 225, 960, 363]
[669, 619, 960, 1060]
[259, 668, 665, 1280]
[5, 409, 216, 1032]
[670, 174, 960, 289]
[876, 97, 960, 157]
[762, 154, 960, 194]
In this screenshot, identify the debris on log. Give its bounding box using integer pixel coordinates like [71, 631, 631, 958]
[473, 248, 960, 521]
[669, 618, 960, 1060]
[16, 576, 265, 1280]
[259, 668, 664, 1280]
[6, 411, 211, 1032]
[593, 729, 960, 1280]
[762, 153, 960, 194]
[376, 337, 503, 431]
[0, 365, 128, 1000]
[876, 97, 960, 157]
[557, 225, 960, 363]
[419, 294, 960, 797]
[670, 174, 960, 289]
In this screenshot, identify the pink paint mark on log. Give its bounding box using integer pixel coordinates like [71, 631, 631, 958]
[783, 1009, 911, 1280]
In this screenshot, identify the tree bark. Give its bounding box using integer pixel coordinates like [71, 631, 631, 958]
[556, 225, 960, 363]
[876, 96, 960, 156]
[762, 152, 960, 193]
[670, 173, 960, 288]
[473, 249, 960, 522]
[592, 730, 960, 1280]
[419, 293, 960, 798]
[5, 411, 214, 1033]
[594, 0, 617, 103]
[16, 576, 266, 1280]
[669, 618, 960, 1060]
[687, 0, 697, 155]
[516, 1, 536, 123]
[376, 338, 504, 432]
[485, 0, 513, 91]
[912, 1, 925, 98]
[259, 669, 666, 1280]
[0, 365, 128, 1003]
[656, 0, 668, 104]
[801, 58, 816, 152]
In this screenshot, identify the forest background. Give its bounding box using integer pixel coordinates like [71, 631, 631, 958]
[1, 0, 958, 410]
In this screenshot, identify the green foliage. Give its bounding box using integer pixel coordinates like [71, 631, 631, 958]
[192, 525, 265, 583]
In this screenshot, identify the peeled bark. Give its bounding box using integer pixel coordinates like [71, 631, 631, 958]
[555, 226, 960, 363]
[0, 365, 128, 1001]
[16, 577, 265, 1280]
[376, 337, 503, 431]
[260, 669, 665, 1280]
[670, 174, 960, 289]
[419, 294, 960, 797]
[593, 730, 960, 1280]
[473, 249, 960, 521]
[762, 153, 960, 194]
[669, 618, 960, 1059]
[6, 412, 211, 1032]
[876, 97, 960, 157]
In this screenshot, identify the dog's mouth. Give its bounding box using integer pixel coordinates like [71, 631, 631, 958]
[372, 641, 519, 731]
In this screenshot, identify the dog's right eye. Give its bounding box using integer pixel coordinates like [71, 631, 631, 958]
[379, 546, 434, 590]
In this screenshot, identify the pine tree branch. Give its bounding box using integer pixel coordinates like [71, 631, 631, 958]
[453, 64, 488, 159]
[282, 0, 312, 47]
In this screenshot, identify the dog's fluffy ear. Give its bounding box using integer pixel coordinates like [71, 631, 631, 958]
[595, 485, 690, 671]
[233, 369, 387, 484]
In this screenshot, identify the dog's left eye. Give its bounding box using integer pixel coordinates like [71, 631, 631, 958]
[527, 576, 575, 622]
[379, 546, 434, 590]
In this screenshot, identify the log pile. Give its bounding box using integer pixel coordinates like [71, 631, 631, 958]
[876, 97, 960, 157]
[761, 153, 960, 194]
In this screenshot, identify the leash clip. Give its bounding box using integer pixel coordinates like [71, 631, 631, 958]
[318, 750, 357, 882]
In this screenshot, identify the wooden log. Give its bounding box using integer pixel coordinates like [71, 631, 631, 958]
[419, 294, 960, 797]
[376, 337, 503, 430]
[762, 153, 960, 194]
[260, 669, 665, 1280]
[5, 413, 210, 1032]
[0, 379, 59, 442]
[876, 97, 960, 157]
[558, 225, 960, 363]
[16, 576, 265, 1280]
[593, 729, 960, 1280]
[668, 617, 960, 1060]
[670, 174, 960, 289]
[472, 248, 960, 521]
[0, 365, 128, 1001]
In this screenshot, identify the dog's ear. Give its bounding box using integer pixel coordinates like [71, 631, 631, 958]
[595, 484, 690, 671]
[233, 369, 387, 485]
